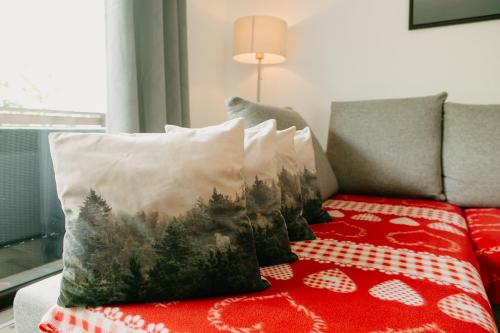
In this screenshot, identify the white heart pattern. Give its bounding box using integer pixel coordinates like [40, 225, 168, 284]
[438, 293, 497, 333]
[260, 263, 293, 280]
[351, 213, 381, 222]
[369, 279, 424, 306]
[303, 268, 356, 293]
[389, 217, 420, 226]
[428, 223, 465, 237]
[208, 292, 327, 333]
[329, 210, 345, 218]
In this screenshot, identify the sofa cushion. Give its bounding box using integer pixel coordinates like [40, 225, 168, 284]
[294, 127, 332, 224]
[225, 97, 338, 200]
[13, 274, 60, 333]
[166, 120, 297, 266]
[276, 127, 315, 241]
[443, 103, 500, 207]
[244, 121, 297, 265]
[327, 93, 447, 200]
[49, 119, 268, 307]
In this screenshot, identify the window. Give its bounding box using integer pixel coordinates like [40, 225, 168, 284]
[0, 0, 106, 298]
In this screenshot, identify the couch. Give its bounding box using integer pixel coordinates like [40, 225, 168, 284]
[13, 95, 500, 333]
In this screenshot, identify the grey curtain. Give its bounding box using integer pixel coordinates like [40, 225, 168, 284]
[105, 0, 190, 133]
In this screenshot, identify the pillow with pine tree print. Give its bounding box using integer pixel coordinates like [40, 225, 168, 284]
[167, 120, 297, 266]
[49, 118, 269, 307]
[294, 127, 332, 224]
[276, 127, 316, 241]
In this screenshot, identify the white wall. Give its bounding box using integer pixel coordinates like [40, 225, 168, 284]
[186, 0, 228, 127]
[188, 0, 500, 146]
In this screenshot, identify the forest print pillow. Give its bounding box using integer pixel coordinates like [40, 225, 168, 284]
[166, 120, 297, 266]
[243, 121, 297, 265]
[276, 127, 316, 241]
[294, 127, 332, 224]
[49, 118, 268, 307]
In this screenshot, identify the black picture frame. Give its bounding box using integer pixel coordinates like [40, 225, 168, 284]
[410, 0, 500, 30]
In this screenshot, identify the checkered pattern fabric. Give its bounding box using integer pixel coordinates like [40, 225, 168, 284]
[41, 306, 179, 333]
[291, 239, 486, 299]
[303, 268, 356, 293]
[260, 263, 293, 280]
[369, 279, 424, 306]
[351, 213, 381, 222]
[438, 293, 497, 333]
[324, 199, 467, 229]
[39, 195, 497, 333]
[40, 307, 137, 333]
[428, 222, 465, 237]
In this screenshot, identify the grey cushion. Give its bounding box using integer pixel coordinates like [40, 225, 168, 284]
[443, 103, 500, 207]
[13, 274, 61, 333]
[226, 97, 338, 200]
[327, 93, 447, 200]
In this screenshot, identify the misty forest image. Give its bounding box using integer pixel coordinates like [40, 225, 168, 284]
[245, 176, 297, 266]
[300, 168, 332, 224]
[278, 168, 316, 241]
[59, 189, 269, 307]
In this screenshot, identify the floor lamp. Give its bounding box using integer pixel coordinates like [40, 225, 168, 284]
[232, 16, 287, 102]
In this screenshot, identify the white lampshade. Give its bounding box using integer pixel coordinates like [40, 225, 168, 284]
[233, 15, 287, 65]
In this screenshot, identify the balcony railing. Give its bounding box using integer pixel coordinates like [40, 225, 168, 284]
[0, 109, 105, 296]
[0, 108, 106, 128]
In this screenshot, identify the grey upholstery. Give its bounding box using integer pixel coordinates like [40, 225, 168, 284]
[443, 102, 500, 207]
[13, 274, 61, 333]
[327, 93, 447, 200]
[226, 97, 339, 200]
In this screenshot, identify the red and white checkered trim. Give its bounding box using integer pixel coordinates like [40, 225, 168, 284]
[260, 263, 294, 280]
[324, 200, 467, 230]
[369, 279, 424, 306]
[40, 306, 166, 333]
[291, 239, 486, 299]
[438, 294, 498, 333]
[351, 213, 382, 222]
[303, 268, 357, 293]
[427, 222, 465, 237]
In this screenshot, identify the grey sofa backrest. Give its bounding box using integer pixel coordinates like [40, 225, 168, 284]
[443, 103, 500, 207]
[327, 93, 447, 200]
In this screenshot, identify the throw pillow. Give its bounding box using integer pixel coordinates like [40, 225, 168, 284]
[276, 126, 316, 241]
[328, 93, 447, 200]
[49, 118, 268, 307]
[443, 102, 500, 207]
[225, 97, 338, 200]
[294, 127, 332, 224]
[165, 119, 297, 266]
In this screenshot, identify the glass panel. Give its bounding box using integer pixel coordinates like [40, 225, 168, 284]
[0, 0, 107, 113]
[0, 0, 107, 295]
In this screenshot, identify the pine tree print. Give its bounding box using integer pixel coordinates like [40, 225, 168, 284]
[301, 168, 332, 224]
[245, 177, 297, 266]
[278, 168, 315, 241]
[58, 189, 268, 307]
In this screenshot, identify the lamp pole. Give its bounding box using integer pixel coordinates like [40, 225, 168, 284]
[256, 52, 264, 102]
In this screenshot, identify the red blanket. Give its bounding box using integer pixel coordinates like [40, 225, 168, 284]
[39, 195, 498, 333]
[465, 208, 500, 305]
